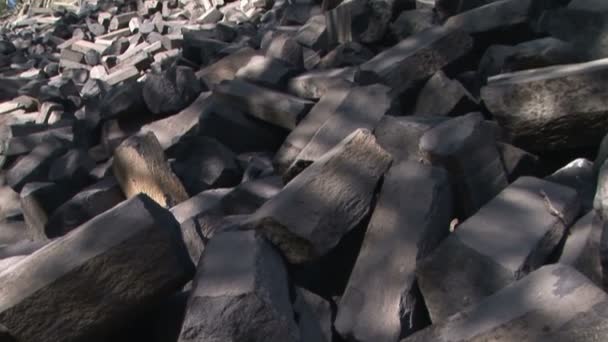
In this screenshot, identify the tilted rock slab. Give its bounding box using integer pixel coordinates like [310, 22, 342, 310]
[253, 129, 392, 264]
[0, 194, 194, 342]
[417, 177, 580, 322]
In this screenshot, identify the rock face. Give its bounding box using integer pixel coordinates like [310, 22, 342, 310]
[253, 129, 392, 264]
[112, 132, 189, 208]
[417, 177, 580, 322]
[419, 113, 508, 218]
[178, 230, 299, 342]
[360, 26, 473, 91]
[405, 264, 608, 341]
[0, 194, 194, 342]
[335, 161, 453, 342]
[481, 58, 608, 152]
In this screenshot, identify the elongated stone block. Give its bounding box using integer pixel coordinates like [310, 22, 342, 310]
[416, 177, 580, 322]
[336, 161, 453, 341]
[0, 194, 194, 342]
[253, 129, 392, 264]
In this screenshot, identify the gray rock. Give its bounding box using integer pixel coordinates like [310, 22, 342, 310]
[44, 178, 125, 239]
[48, 148, 95, 187]
[435, 0, 497, 19]
[6, 138, 68, 192]
[390, 9, 436, 40]
[360, 26, 473, 91]
[214, 79, 314, 131]
[0, 194, 194, 342]
[374, 115, 446, 163]
[171, 137, 242, 196]
[177, 230, 299, 342]
[417, 177, 581, 322]
[1, 124, 73, 158]
[196, 47, 260, 89]
[20, 182, 76, 241]
[0, 187, 22, 223]
[253, 129, 392, 264]
[444, 0, 534, 34]
[569, 0, 608, 11]
[0, 222, 28, 246]
[288, 67, 357, 99]
[412, 70, 478, 116]
[325, 0, 396, 44]
[419, 113, 508, 218]
[294, 288, 333, 342]
[140, 92, 214, 151]
[336, 161, 453, 341]
[296, 15, 328, 51]
[547, 158, 595, 212]
[498, 142, 540, 182]
[559, 211, 605, 289]
[0, 239, 47, 260]
[235, 56, 297, 89]
[318, 42, 374, 69]
[274, 82, 352, 175]
[170, 188, 232, 224]
[482, 55, 608, 152]
[143, 66, 203, 116]
[285, 84, 390, 181]
[112, 132, 189, 208]
[405, 264, 608, 341]
[266, 34, 303, 69]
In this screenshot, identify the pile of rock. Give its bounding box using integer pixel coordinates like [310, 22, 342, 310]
[0, 0, 607, 341]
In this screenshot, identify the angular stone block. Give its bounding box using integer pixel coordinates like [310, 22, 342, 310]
[417, 177, 581, 322]
[285, 84, 390, 181]
[336, 161, 453, 341]
[253, 129, 392, 264]
[6, 138, 68, 192]
[20, 182, 76, 241]
[360, 26, 473, 91]
[196, 47, 259, 89]
[287, 67, 356, 100]
[45, 178, 125, 239]
[444, 0, 533, 34]
[0, 194, 194, 342]
[413, 70, 478, 116]
[498, 142, 540, 182]
[294, 288, 333, 342]
[390, 8, 436, 41]
[177, 230, 299, 342]
[170, 188, 232, 224]
[419, 113, 508, 218]
[214, 79, 314, 131]
[406, 264, 608, 341]
[481, 58, 608, 152]
[142, 66, 202, 116]
[112, 132, 189, 208]
[235, 56, 297, 89]
[266, 34, 303, 69]
[296, 15, 328, 51]
[48, 148, 95, 188]
[547, 158, 595, 212]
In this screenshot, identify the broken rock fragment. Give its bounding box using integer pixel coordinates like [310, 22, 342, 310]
[178, 230, 299, 342]
[416, 176, 580, 322]
[142, 66, 202, 116]
[112, 132, 189, 208]
[253, 129, 392, 264]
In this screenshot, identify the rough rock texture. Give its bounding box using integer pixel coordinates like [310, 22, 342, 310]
[178, 230, 299, 342]
[335, 161, 453, 342]
[417, 177, 580, 322]
[112, 132, 189, 208]
[253, 129, 392, 264]
[0, 194, 194, 342]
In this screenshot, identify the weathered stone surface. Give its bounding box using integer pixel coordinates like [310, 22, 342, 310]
[390, 8, 436, 41]
[317, 42, 374, 69]
[594, 159, 608, 219]
[285, 84, 390, 181]
[274, 83, 352, 175]
[417, 177, 580, 322]
[336, 161, 452, 342]
[296, 15, 327, 51]
[266, 34, 303, 69]
[48, 148, 95, 187]
[44, 178, 125, 239]
[413, 70, 477, 116]
[196, 47, 259, 89]
[171, 137, 242, 195]
[287, 67, 356, 100]
[419, 113, 508, 218]
[253, 129, 392, 264]
[360, 26, 473, 91]
[143, 66, 203, 116]
[569, 0, 608, 11]
[0, 222, 28, 247]
[374, 115, 446, 163]
[20, 182, 76, 241]
[559, 211, 604, 288]
[6, 138, 68, 192]
[498, 142, 540, 182]
[235, 56, 297, 88]
[479, 38, 582, 79]
[170, 188, 232, 224]
[140, 92, 214, 151]
[435, 0, 497, 19]
[481, 58, 608, 152]
[325, 0, 396, 44]
[0, 187, 22, 223]
[294, 287, 333, 342]
[0, 240, 47, 260]
[406, 264, 608, 341]
[214, 79, 314, 130]
[547, 158, 595, 212]
[112, 132, 189, 208]
[1, 124, 72, 158]
[177, 230, 299, 342]
[0, 194, 194, 342]
[444, 0, 533, 34]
